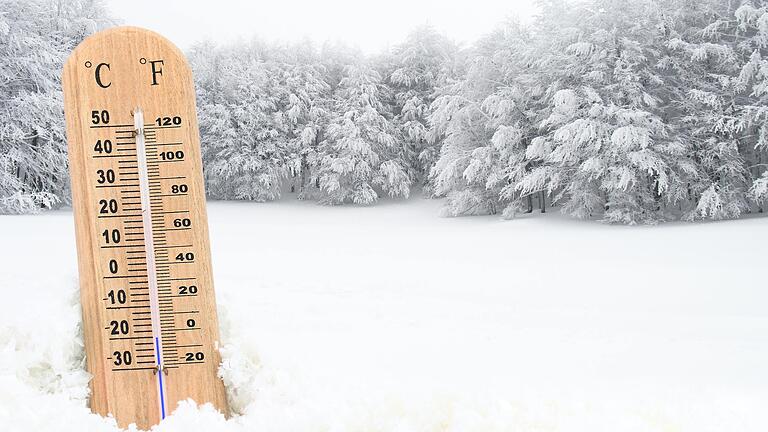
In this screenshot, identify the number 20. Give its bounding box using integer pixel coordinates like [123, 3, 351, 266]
[184, 352, 204, 362]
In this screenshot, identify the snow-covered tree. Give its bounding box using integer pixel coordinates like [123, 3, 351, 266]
[653, 0, 762, 219]
[429, 20, 551, 217]
[522, 91, 695, 224]
[314, 64, 410, 204]
[276, 49, 332, 198]
[726, 1, 768, 211]
[386, 26, 458, 191]
[9, 0, 768, 225]
[191, 44, 288, 201]
[518, 0, 699, 223]
[0, 0, 110, 213]
[191, 40, 333, 201]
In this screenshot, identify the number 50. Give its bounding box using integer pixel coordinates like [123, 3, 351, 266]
[91, 110, 109, 125]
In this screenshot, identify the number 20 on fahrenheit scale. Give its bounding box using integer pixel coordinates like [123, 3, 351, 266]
[63, 26, 228, 429]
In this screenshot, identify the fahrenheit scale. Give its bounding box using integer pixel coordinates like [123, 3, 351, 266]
[63, 27, 228, 429]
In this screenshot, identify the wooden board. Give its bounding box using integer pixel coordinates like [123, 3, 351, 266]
[62, 26, 228, 429]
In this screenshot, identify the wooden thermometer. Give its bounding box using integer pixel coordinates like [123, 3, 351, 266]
[63, 27, 228, 429]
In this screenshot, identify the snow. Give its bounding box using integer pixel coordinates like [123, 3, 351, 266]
[1, 196, 768, 431]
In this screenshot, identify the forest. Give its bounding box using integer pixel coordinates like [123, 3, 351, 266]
[3, 0, 768, 223]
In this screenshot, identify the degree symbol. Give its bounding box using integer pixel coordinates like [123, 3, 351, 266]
[85, 61, 92, 68]
[139, 58, 147, 64]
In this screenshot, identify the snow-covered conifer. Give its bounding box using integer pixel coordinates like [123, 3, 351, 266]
[315, 64, 410, 204]
[387, 26, 458, 191]
[278, 57, 332, 198]
[191, 43, 291, 201]
[658, 0, 760, 219]
[518, 0, 696, 223]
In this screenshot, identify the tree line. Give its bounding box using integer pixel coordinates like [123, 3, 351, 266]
[3, 0, 768, 224]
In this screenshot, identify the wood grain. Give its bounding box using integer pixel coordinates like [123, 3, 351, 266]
[63, 27, 228, 429]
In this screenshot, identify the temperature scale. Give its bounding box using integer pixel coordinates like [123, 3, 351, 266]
[63, 27, 228, 429]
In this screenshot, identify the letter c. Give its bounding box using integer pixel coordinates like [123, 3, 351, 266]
[95, 63, 111, 88]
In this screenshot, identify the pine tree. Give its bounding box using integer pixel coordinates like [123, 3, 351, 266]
[656, 0, 761, 219]
[314, 64, 410, 204]
[191, 43, 290, 201]
[387, 26, 458, 192]
[729, 1, 768, 211]
[276, 47, 332, 198]
[429, 20, 550, 217]
[518, 0, 696, 224]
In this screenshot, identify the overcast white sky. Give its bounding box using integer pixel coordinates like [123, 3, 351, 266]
[104, 0, 539, 53]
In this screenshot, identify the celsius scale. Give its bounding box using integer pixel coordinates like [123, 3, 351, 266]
[63, 27, 228, 429]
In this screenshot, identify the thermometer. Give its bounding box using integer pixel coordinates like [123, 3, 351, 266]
[63, 27, 228, 429]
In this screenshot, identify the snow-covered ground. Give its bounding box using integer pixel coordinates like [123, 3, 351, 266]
[1, 197, 767, 431]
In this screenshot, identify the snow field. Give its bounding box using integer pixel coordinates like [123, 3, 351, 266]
[1, 197, 768, 431]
